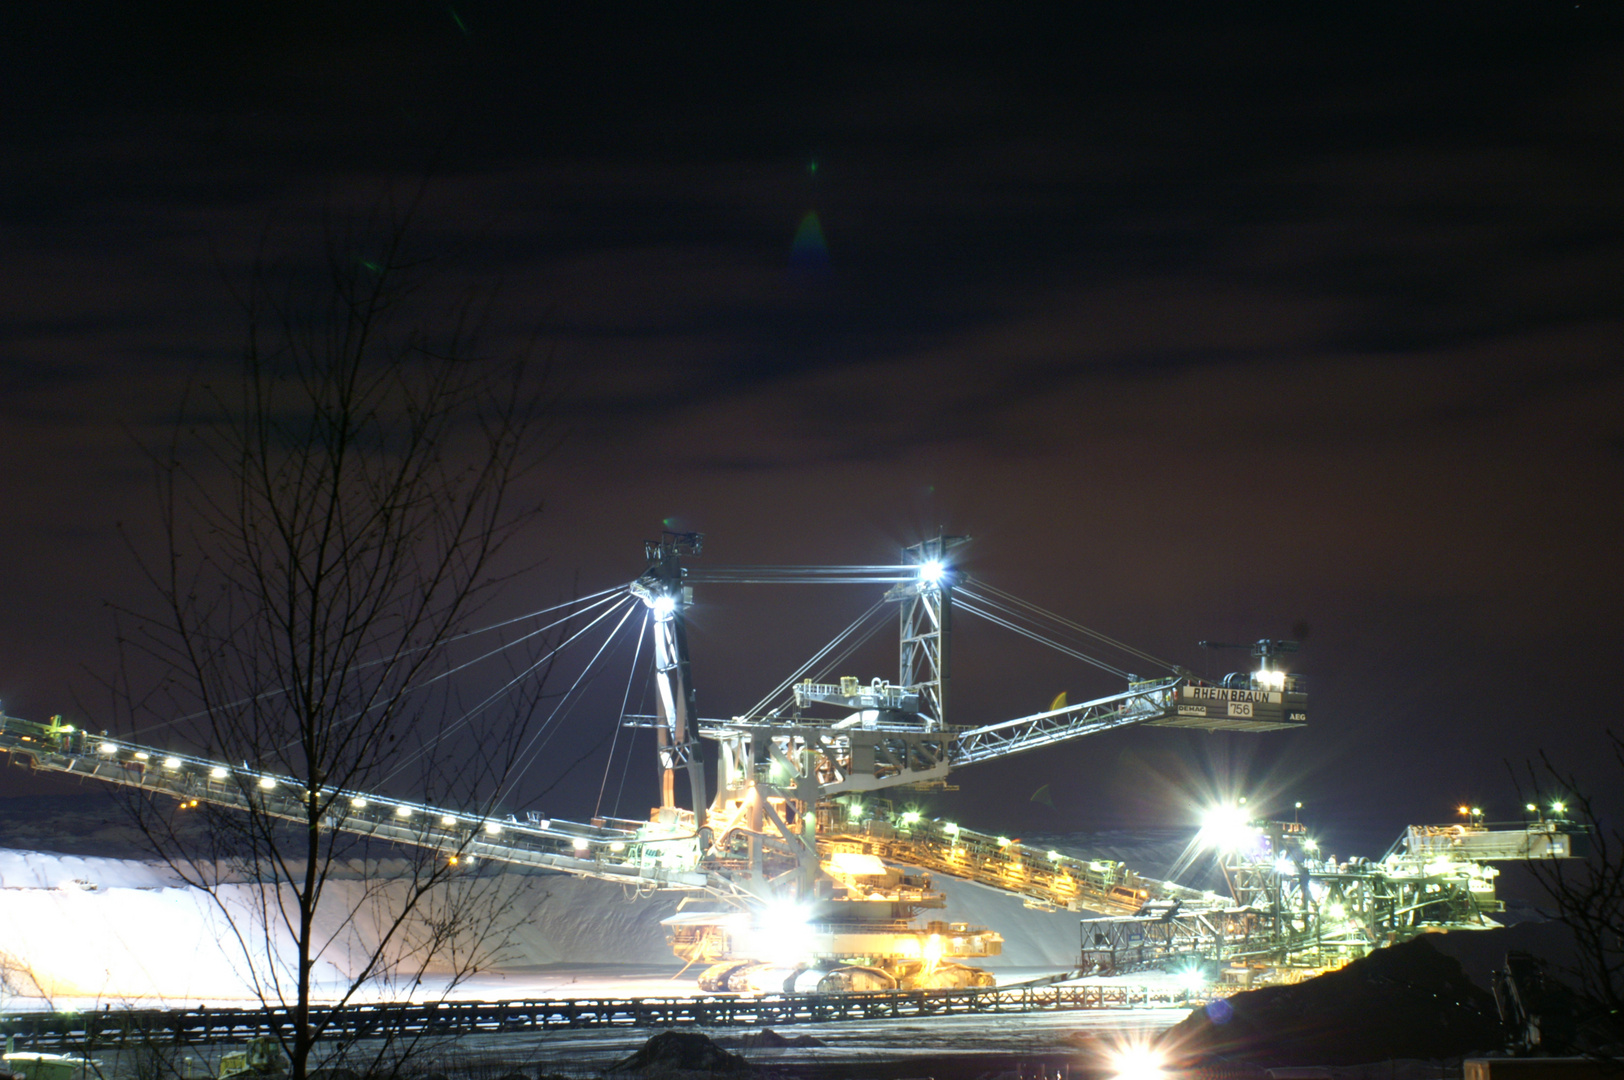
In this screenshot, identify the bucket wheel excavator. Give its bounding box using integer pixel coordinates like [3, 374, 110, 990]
[628, 532, 1305, 993]
[0, 530, 1307, 995]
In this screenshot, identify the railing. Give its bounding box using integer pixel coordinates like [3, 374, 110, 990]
[0, 715, 722, 897]
[1, 983, 1207, 1050]
[825, 815, 1224, 916]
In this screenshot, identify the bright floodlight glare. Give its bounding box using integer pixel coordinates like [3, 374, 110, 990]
[1107, 1042, 1168, 1080]
[572, 836, 590, 851]
[98, 743, 117, 755]
[753, 899, 816, 966]
[1552, 801, 1566, 813]
[210, 766, 228, 780]
[900, 810, 922, 826]
[163, 757, 180, 769]
[650, 595, 677, 620]
[395, 805, 411, 818]
[1302, 837, 1319, 853]
[1274, 858, 1296, 876]
[1526, 803, 1538, 813]
[920, 559, 945, 584]
[484, 821, 502, 835]
[1255, 668, 1286, 690]
[1176, 966, 1207, 993]
[1197, 803, 1256, 853]
[441, 814, 457, 826]
[258, 776, 276, 790]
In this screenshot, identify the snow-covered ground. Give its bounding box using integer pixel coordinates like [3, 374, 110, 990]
[0, 845, 1110, 1010]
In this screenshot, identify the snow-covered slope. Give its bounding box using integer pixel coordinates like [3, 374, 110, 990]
[0, 845, 1103, 1006]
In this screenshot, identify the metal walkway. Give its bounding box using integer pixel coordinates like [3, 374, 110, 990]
[2, 983, 1201, 1051]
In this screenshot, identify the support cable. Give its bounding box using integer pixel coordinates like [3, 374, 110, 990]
[498, 597, 644, 804]
[755, 605, 894, 719]
[380, 594, 639, 787]
[962, 578, 1180, 674]
[274, 589, 629, 757]
[739, 599, 890, 719]
[133, 584, 630, 739]
[596, 608, 649, 820]
[612, 674, 651, 818]
[953, 596, 1134, 680]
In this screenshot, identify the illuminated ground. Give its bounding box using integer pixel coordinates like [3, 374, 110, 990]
[0, 845, 1141, 1010]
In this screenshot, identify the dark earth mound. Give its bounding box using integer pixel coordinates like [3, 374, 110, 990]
[719, 1029, 825, 1048]
[609, 1031, 748, 1073]
[1162, 936, 1504, 1067]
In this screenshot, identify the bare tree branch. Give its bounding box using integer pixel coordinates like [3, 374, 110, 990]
[112, 205, 557, 1080]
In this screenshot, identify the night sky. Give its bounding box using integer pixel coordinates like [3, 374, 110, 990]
[3, 2, 1622, 859]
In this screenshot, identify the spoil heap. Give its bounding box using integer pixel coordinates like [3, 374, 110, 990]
[1162, 936, 1504, 1067]
[722, 1030, 825, 1049]
[609, 1031, 748, 1074]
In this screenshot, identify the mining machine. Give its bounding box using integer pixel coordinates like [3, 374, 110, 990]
[0, 531, 1309, 994]
[624, 532, 1305, 991]
[1077, 813, 1584, 980]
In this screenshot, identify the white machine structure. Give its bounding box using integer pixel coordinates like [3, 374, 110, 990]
[0, 531, 1575, 993]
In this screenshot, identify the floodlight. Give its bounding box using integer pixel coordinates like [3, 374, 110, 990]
[258, 776, 276, 790]
[609, 840, 626, 852]
[1107, 1042, 1168, 1080]
[943, 821, 959, 835]
[1526, 803, 1538, 813]
[752, 898, 816, 966]
[1552, 801, 1566, 814]
[351, 797, 368, 809]
[162, 757, 180, 769]
[134, 752, 150, 761]
[923, 932, 945, 969]
[1274, 858, 1296, 876]
[394, 805, 411, 818]
[1302, 838, 1318, 853]
[1176, 965, 1207, 993]
[1049, 850, 1063, 862]
[210, 766, 228, 780]
[98, 743, 117, 756]
[572, 836, 590, 851]
[900, 810, 922, 826]
[441, 815, 457, 826]
[650, 595, 677, 620]
[1255, 668, 1286, 690]
[920, 560, 945, 584]
[1197, 803, 1257, 852]
[484, 821, 502, 835]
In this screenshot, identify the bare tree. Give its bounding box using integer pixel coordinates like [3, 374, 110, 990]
[1520, 732, 1624, 1046]
[115, 207, 556, 1080]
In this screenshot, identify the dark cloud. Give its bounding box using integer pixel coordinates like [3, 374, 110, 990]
[1, 2, 1622, 841]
